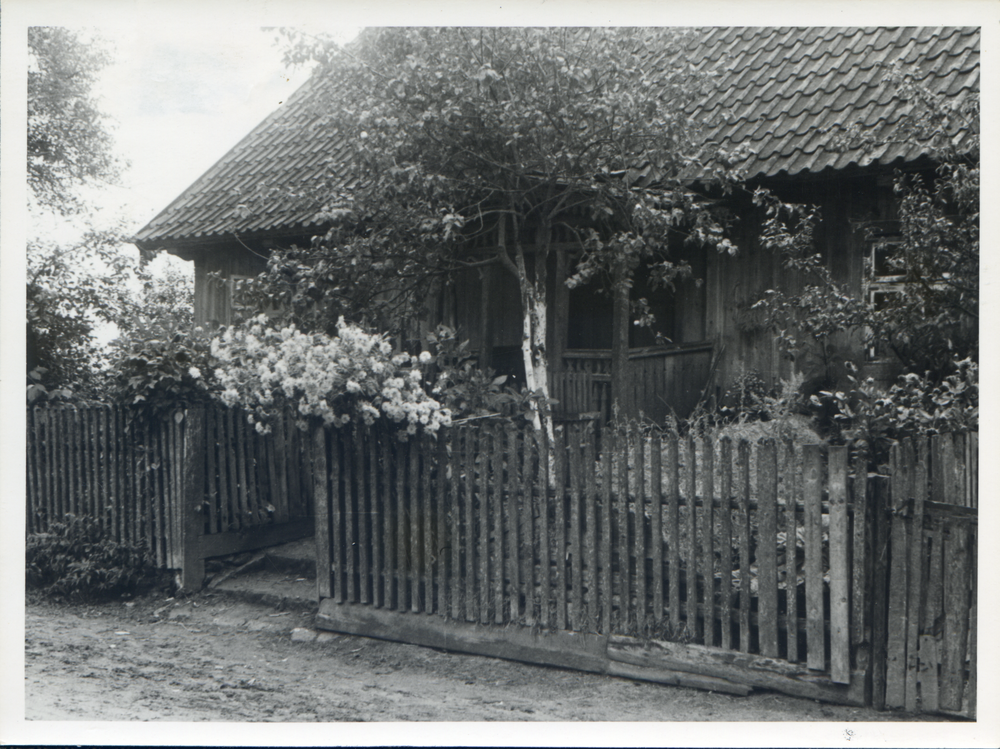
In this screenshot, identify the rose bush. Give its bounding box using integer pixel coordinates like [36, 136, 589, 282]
[211, 315, 451, 438]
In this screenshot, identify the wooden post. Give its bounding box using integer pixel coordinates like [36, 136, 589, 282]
[313, 424, 332, 601]
[828, 445, 850, 685]
[179, 409, 207, 592]
[870, 474, 891, 711]
[803, 443, 824, 671]
[757, 439, 779, 658]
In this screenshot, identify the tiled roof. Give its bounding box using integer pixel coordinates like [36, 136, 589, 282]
[135, 27, 980, 249]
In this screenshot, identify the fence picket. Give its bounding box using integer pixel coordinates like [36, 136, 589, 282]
[828, 444, 850, 684]
[616, 428, 630, 632]
[585, 426, 598, 632]
[940, 520, 971, 711]
[330, 428, 343, 602]
[99, 409, 108, 530]
[538, 427, 550, 629]
[803, 443, 825, 672]
[967, 531, 977, 718]
[757, 439, 779, 658]
[718, 438, 733, 651]
[244, 417, 260, 527]
[84, 409, 95, 526]
[686, 436, 699, 641]
[411, 431, 424, 613]
[601, 429, 613, 634]
[492, 424, 504, 624]
[647, 434, 662, 629]
[437, 435, 448, 617]
[569, 423, 584, 630]
[384, 431, 396, 609]
[398, 436, 410, 614]
[781, 438, 798, 663]
[354, 425, 372, 603]
[850, 447, 869, 673]
[524, 430, 538, 626]
[701, 436, 715, 648]
[884, 443, 908, 707]
[921, 522, 944, 713]
[464, 429, 476, 622]
[554, 425, 567, 631]
[357, 427, 369, 607]
[508, 427, 521, 622]
[904, 439, 927, 709]
[69, 409, 79, 518]
[478, 428, 490, 624]
[634, 433, 647, 634]
[737, 440, 751, 652]
[449, 431, 461, 620]
[313, 426, 332, 600]
[371, 430, 382, 607]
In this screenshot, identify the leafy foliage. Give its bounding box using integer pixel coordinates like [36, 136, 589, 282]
[26, 515, 155, 602]
[424, 325, 541, 425]
[28, 27, 123, 216]
[810, 358, 978, 463]
[749, 192, 868, 389]
[111, 327, 214, 415]
[26, 225, 138, 399]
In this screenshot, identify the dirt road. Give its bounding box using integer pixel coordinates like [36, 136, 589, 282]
[24, 589, 934, 723]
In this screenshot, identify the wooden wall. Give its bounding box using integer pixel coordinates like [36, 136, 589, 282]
[705, 172, 896, 399]
[193, 243, 269, 328]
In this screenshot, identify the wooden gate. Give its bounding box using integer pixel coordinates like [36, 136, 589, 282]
[876, 435, 978, 718]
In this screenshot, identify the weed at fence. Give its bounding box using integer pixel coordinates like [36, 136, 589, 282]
[26, 514, 158, 602]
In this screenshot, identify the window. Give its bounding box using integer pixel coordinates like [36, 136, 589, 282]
[227, 274, 280, 323]
[864, 224, 904, 360]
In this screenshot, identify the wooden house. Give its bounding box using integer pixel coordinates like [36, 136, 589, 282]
[134, 27, 979, 424]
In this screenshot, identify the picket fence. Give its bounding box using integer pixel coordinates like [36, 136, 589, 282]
[24, 404, 976, 715]
[314, 421, 874, 703]
[26, 406, 313, 587]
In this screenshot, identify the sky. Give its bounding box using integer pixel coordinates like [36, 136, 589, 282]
[54, 26, 355, 250]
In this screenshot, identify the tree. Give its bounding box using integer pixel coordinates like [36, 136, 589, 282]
[28, 27, 122, 216]
[248, 28, 740, 432]
[26, 225, 137, 400]
[26, 27, 137, 399]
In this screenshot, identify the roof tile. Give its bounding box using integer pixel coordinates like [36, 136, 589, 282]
[135, 27, 980, 246]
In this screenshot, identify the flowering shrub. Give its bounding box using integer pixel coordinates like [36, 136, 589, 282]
[211, 315, 451, 438]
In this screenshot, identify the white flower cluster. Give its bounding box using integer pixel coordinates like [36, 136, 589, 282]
[211, 316, 450, 438]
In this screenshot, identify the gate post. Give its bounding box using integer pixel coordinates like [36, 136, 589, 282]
[179, 408, 207, 592]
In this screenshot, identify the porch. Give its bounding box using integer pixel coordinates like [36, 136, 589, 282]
[550, 343, 714, 425]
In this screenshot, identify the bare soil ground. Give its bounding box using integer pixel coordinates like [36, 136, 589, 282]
[24, 588, 939, 723]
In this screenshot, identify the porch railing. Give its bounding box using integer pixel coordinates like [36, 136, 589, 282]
[553, 343, 713, 424]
